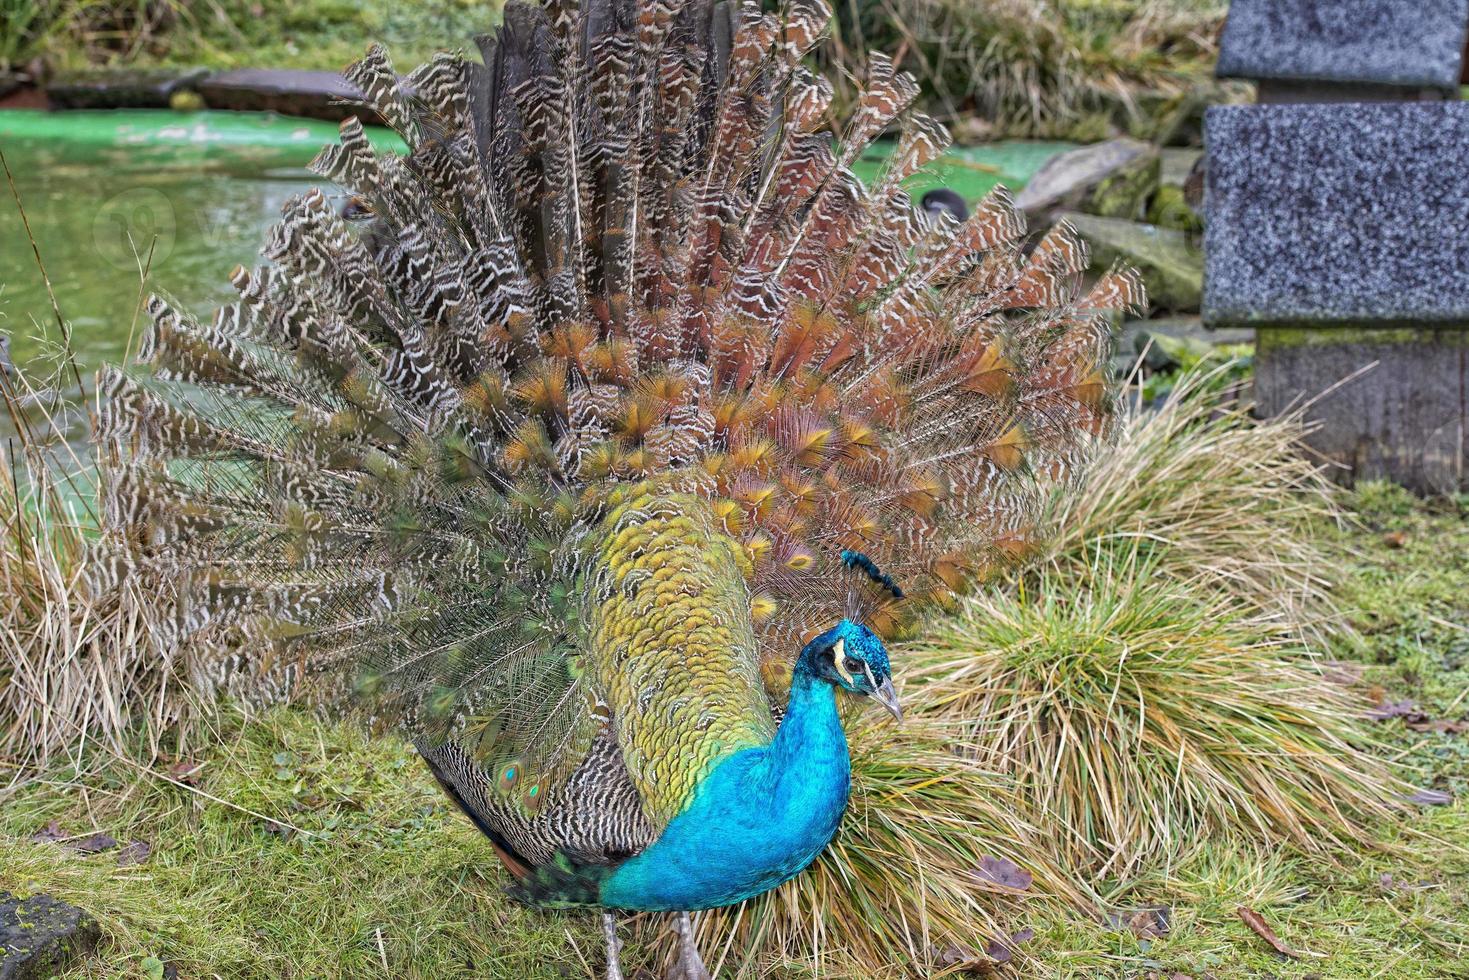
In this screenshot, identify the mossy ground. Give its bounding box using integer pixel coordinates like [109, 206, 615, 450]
[2, 484, 1466, 978]
[1, 712, 605, 979]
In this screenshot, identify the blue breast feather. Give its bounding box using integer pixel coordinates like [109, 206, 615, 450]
[599, 677, 852, 911]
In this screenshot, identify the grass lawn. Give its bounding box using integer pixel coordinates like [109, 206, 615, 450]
[2, 483, 1466, 978]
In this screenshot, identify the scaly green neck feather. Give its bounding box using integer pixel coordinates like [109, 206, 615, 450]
[588, 491, 777, 828]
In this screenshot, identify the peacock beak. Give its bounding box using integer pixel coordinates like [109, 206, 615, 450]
[871, 677, 903, 724]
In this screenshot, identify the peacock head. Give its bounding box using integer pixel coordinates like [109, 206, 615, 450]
[803, 618, 902, 723]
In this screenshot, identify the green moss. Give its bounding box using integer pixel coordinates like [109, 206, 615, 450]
[1255, 327, 1469, 349]
[1146, 183, 1201, 234]
[1087, 151, 1160, 220]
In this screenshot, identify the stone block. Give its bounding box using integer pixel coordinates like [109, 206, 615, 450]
[1216, 0, 1469, 97]
[1013, 139, 1159, 219]
[1204, 102, 1469, 328]
[46, 68, 210, 110]
[0, 893, 100, 979]
[196, 69, 379, 124]
[1206, 101, 1469, 491]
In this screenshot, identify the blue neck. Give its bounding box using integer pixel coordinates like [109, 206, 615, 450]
[762, 646, 845, 789]
[599, 643, 852, 910]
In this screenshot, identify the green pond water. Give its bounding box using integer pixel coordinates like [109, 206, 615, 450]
[0, 108, 1072, 449]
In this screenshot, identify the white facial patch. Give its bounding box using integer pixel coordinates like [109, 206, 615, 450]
[831, 638, 856, 686]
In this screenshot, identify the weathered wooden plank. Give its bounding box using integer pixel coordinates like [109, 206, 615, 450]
[1255, 329, 1468, 493]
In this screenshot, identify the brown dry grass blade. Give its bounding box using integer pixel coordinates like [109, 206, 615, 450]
[1236, 906, 1305, 960]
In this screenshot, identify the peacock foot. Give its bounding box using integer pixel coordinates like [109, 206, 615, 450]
[603, 912, 625, 980]
[664, 911, 712, 980]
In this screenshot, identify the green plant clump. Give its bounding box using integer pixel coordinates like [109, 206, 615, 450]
[2, 0, 505, 74]
[825, 0, 1233, 140]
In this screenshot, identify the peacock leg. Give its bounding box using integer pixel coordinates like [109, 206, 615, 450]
[666, 911, 712, 980]
[603, 912, 625, 980]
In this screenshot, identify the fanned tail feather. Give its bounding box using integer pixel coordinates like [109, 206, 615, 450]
[92, 0, 1142, 814]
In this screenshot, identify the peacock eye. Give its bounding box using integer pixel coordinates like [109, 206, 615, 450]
[843, 656, 864, 674]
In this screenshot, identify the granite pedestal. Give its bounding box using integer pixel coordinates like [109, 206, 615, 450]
[1216, 0, 1469, 103]
[1203, 102, 1469, 493]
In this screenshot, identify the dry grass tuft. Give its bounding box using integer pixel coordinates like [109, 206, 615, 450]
[0, 390, 185, 771]
[906, 545, 1403, 884]
[1043, 365, 1345, 641]
[825, 0, 1231, 139]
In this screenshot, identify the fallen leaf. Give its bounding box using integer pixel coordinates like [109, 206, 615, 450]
[1405, 718, 1469, 735]
[1382, 531, 1407, 549]
[972, 855, 1033, 892]
[1108, 905, 1172, 940]
[982, 927, 1036, 964]
[932, 942, 995, 975]
[69, 832, 119, 855]
[1366, 699, 1424, 722]
[1236, 906, 1301, 959]
[981, 941, 1012, 966]
[1405, 788, 1453, 806]
[166, 759, 203, 786]
[117, 840, 152, 867]
[30, 820, 65, 844]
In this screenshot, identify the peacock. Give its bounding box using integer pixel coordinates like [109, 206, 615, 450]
[89, 0, 1142, 974]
